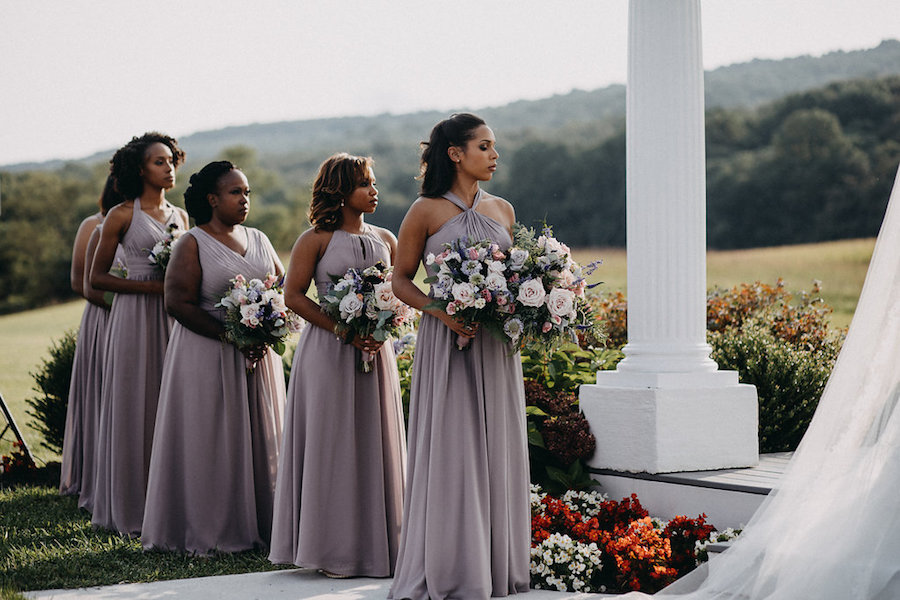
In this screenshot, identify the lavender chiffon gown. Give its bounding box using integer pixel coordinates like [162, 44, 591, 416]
[91, 199, 176, 535]
[59, 223, 124, 513]
[142, 226, 285, 553]
[268, 228, 407, 577]
[389, 190, 531, 600]
[59, 290, 110, 498]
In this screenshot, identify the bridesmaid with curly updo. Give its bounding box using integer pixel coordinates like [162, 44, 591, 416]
[142, 160, 286, 554]
[268, 153, 406, 578]
[89, 132, 189, 536]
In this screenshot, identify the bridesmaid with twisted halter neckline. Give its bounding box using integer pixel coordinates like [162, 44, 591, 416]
[89, 132, 189, 536]
[389, 114, 530, 599]
[268, 153, 406, 578]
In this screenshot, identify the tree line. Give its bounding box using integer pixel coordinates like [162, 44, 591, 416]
[2, 75, 900, 314]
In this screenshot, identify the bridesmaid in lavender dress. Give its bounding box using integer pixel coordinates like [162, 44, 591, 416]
[269, 153, 406, 577]
[89, 132, 189, 536]
[142, 161, 286, 553]
[59, 175, 125, 508]
[59, 175, 119, 497]
[389, 114, 530, 599]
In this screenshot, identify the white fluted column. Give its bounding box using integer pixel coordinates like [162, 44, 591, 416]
[579, 0, 758, 473]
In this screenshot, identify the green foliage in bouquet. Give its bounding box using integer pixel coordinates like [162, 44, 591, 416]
[26, 330, 77, 454]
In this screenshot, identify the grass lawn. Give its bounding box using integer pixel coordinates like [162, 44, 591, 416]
[0, 238, 872, 465]
[0, 486, 287, 595]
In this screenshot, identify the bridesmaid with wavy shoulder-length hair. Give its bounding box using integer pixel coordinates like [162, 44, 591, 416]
[268, 153, 406, 578]
[89, 132, 189, 536]
[389, 113, 530, 599]
[142, 160, 286, 554]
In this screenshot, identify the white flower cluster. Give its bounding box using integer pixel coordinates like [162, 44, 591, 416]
[560, 488, 609, 518]
[694, 527, 742, 565]
[530, 533, 603, 593]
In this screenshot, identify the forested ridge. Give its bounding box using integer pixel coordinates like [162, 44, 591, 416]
[2, 41, 900, 313]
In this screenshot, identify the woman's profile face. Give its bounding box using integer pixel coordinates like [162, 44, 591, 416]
[140, 142, 176, 190]
[345, 166, 378, 214]
[210, 169, 251, 225]
[454, 125, 499, 182]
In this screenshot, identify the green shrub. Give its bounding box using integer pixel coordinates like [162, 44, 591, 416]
[521, 343, 621, 493]
[709, 321, 839, 452]
[593, 281, 845, 453]
[26, 330, 77, 454]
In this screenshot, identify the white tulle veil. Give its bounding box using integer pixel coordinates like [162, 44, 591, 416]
[626, 163, 900, 600]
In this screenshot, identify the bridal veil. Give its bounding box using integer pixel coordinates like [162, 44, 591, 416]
[626, 163, 900, 599]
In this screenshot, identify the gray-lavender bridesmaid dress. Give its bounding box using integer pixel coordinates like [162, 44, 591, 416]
[59, 222, 124, 513]
[59, 285, 110, 498]
[91, 198, 176, 536]
[389, 190, 531, 600]
[142, 226, 285, 554]
[268, 228, 406, 577]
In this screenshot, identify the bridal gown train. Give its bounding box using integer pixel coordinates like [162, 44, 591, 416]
[623, 164, 900, 599]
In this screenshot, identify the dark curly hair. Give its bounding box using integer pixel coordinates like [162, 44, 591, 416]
[183, 161, 237, 225]
[98, 173, 126, 216]
[308, 153, 373, 232]
[109, 131, 185, 199]
[419, 113, 486, 197]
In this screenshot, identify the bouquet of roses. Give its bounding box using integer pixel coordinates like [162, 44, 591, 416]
[216, 273, 304, 372]
[424, 236, 509, 350]
[499, 223, 604, 352]
[424, 224, 603, 353]
[147, 222, 183, 272]
[320, 261, 414, 372]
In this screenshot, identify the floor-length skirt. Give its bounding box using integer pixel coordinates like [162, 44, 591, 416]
[389, 314, 531, 600]
[268, 325, 406, 577]
[59, 302, 109, 502]
[142, 323, 284, 553]
[91, 291, 170, 535]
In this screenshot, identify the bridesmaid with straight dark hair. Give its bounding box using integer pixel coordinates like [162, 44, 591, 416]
[389, 114, 530, 599]
[142, 161, 286, 554]
[268, 153, 406, 578]
[59, 175, 125, 500]
[89, 132, 188, 536]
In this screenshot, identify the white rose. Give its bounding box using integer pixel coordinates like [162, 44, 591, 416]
[339, 293, 364, 321]
[240, 303, 261, 328]
[473, 298, 486, 309]
[451, 282, 477, 307]
[485, 272, 508, 291]
[546, 287, 576, 319]
[487, 259, 505, 274]
[508, 248, 529, 271]
[373, 281, 396, 311]
[517, 278, 547, 307]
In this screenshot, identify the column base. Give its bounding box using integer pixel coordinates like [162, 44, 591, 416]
[580, 371, 758, 474]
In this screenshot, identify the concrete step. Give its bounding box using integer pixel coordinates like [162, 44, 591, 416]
[588, 452, 791, 529]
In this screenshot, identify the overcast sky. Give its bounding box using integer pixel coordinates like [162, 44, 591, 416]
[2, 0, 900, 166]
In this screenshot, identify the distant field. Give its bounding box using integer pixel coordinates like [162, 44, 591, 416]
[0, 238, 874, 463]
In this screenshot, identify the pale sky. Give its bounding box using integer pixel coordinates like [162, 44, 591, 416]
[2, 0, 900, 166]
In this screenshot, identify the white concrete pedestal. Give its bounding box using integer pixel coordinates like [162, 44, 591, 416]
[578, 0, 759, 474]
[580, 372, 758, 474]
